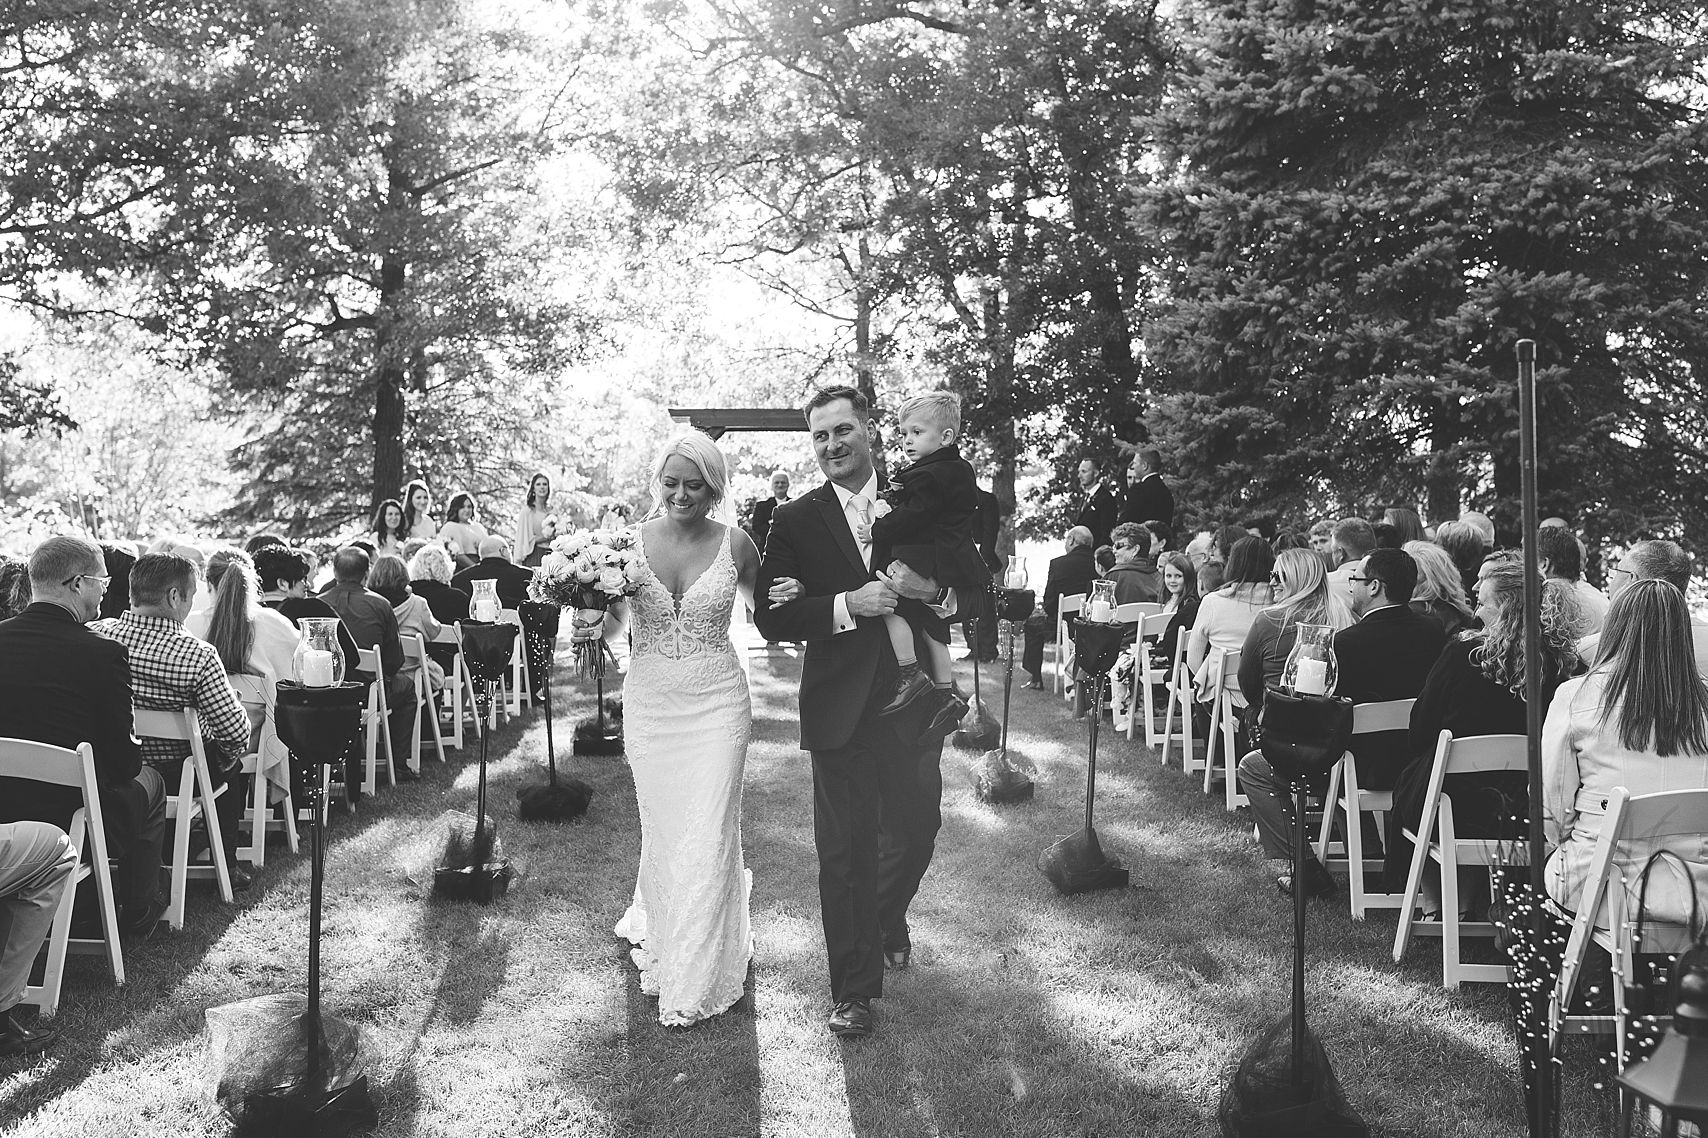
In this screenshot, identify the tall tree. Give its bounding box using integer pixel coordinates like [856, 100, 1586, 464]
[1141, 0, 1708, 545]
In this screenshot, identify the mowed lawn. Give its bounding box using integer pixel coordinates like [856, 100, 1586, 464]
[0, 642, 1617, 1137]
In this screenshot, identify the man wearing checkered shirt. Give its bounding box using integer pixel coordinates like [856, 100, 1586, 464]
[94, 553, 254, 892]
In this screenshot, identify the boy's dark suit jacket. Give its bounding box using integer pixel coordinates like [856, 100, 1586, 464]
[870, 445, 991, 590]
[1333, 604, 1448, 790]
[753, 482, 899, 752]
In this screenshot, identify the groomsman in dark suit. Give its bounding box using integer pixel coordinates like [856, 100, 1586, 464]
[755, 386, 953, 1039]
[749, 470, 792, 556]
[1073, 458, 1120, 549]
[1118, 446, 1174, 530]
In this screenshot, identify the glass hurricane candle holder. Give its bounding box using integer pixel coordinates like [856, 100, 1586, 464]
[293, 618, 344, 688]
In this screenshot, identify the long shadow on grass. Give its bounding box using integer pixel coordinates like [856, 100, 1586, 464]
[620, 957, 761, 1136]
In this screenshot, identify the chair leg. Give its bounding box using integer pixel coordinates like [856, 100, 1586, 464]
[1346, 791, 1367, 919]
[245, 768, 266, 868]
[364, 704, 380, 798]
[281, 789, 300, 854]
[1315, 761, 1343, 865]
[1439, 815, 1460, 989]
[198, 765, 234, 904]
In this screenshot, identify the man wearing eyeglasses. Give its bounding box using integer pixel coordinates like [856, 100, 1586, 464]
[1238, 548, 1447, 898]
[1577, 540, 1708, 676]
[0, 535, 172, 939]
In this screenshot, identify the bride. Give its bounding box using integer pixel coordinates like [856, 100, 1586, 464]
[609, 432, 763, 1026]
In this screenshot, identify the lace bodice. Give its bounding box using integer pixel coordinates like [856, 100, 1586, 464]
[632, 526, 738, 662]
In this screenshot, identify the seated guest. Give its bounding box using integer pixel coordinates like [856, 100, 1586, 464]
[1213, 524, 1248, 565]
[0, 536, 170, 935]
[1022, 526, 1098, 688]
[1461, 510, 1497, 550]
[1156, 552, 1201, 666]
[1104, 524, 1153, 606]
[452, 536, 535, 611]
[199, 550, 299, 684]
[1236, 547, 1353, 714]
[1094, 545, 1116, 577]
[1187, 536, 1274, 694]
[408, 544, 471, 625]
[1383, 507, 1426, 545]
[369, 554, 445, 692]
[1432, 519, 1488, 600]
[1307, 520, 1335, 558]
[94, 553, 255, 891]
[1382, 557, 1578, 902]
[1371, 521, 1404, 550]
[1544, 579, 1708, 923]
[1577, 539, 1708, 677]
[98, 542, 136, 619]
[437, 492, 488, 570]
[1404, 540, 1478, 639]
[1326, 518, 1376, 610]
[0, 821, 77, 1056]
[323, 547, 416, 760]
[243, 533, 286, 555]
[253, 545, 361, 676]
[1239, 547, 1446, 897]
[0, 557, 30, 621]
[1536, 524, 1608, 637]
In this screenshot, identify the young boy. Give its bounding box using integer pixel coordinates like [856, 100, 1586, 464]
[864, 391, 992, 734]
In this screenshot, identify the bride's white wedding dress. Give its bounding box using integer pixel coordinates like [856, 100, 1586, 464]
[615, 525, 752, 1025]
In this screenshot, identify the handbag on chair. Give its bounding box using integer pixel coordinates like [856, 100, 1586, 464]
[1257, 686, 1354, 784]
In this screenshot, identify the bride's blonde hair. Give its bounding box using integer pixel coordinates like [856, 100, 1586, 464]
[649, 431, 728, 516]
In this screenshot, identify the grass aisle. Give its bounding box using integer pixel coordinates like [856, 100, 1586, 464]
[1, 647, 1609, 1137]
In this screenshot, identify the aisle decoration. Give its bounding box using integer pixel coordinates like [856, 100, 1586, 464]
[515, 599, 594, 822]
[973, 569, 1036, 804]
[433, 621, 518, 903]
[531, 526, 647, 756]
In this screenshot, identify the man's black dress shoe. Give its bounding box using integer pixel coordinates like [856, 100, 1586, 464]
[120, 891, 171, 939]
[884, 947, 911, 970]
[1276, 859, 1337, 900]
[227, 864, 254, 892]
[1023, 677, 1044, 690]
[0, 1010, 58, 1058]
[828, 997, 872, 1038]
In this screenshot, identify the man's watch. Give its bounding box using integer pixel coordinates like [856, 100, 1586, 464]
[933, 586, 952, 605]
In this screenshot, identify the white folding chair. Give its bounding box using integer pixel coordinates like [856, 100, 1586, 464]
[133, 707, 235, 930]
[4, 739, 124, 1017]
[227, 674, 298, 868]
[1314, 698, 1415, 919]
[1158, 633, 1198, 771]
[402, 633, 447, 771]
[1550, 787, 1708, 1065]
[1053, 593, 1086, 698]
[1201, 647, 1247, 809]
[356, 647, 396, 797]
[1392, 731, 1529, 987]
[499, 608, 531, 718]
[432, 625, 482, 751]
[1134, 612, 1176, 745]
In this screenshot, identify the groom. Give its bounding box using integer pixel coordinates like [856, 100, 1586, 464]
[755, 385, 949, 1039]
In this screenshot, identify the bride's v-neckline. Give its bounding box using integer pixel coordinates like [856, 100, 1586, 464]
[641, 524, 727, 613]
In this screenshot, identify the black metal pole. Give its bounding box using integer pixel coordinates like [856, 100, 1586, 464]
[475, 680, 491, 850]
[1292, 781, 1309, 1093]
[1085, 674, 1103, 833]
[1517, 338, 1554, 1135]
[306, 756, 325, 1081]
[542, 672, 556, 787]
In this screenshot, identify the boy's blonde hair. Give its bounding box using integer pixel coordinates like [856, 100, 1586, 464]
[896, 390, 962, 434]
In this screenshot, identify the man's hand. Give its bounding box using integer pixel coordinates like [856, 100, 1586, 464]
[881, 561, 939, 601]
[846, 579, 899, 618]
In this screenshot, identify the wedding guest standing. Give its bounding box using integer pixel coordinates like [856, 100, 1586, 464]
[1073, 458, 1121, 550]
[437, 492, 488, 570]
[371, 498, 406, 559]
[0, 536, 170, 936]
[1022, 526, 1098, 688]
[1118, 446, 1173, 530]
[749, 470, 792, 556]
[401, 479, 438, 541]
[513, 472, 555, 567]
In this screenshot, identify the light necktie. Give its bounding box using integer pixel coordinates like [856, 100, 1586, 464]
[850, 494, 873, 568]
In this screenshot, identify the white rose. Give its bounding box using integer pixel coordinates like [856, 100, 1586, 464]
[574, 557, 599, 583]
[596, 567, 626, 594]
[872, 500, 892, 518]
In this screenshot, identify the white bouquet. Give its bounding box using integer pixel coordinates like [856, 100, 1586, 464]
[528, 527, 650, 675]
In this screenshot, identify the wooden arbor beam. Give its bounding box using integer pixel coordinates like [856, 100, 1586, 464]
[667, 407, 809, 440]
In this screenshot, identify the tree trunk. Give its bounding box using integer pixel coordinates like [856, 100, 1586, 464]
[1424, 396, 1461, 524]
[853, 233, 885, 483]
[371, 161, 410, 511]
[982, 283, 1018, 564]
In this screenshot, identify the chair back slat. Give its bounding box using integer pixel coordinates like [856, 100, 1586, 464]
[1352, 698, 1415, 735]
[1216, 647, 1241, 690]
[1059, 593, 1085, 616]
[132, 706, 201, 743]
[227, 673, 271, 709]
[1115, 601, 1162, 622]
[401, 633, 425, 663]
[356, 646, 381, 673]
[1140, 612, 1173, 638]
[1442, 734, 1528, 775]
[0, 738, 97, 789]
[1617, 788, 1708, 842]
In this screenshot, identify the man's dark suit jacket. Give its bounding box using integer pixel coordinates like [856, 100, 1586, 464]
[870, 445, 990, 589]
[1075, 482, 1122, 549]
[1119, 472, 1174, 529]
[412, 578, 471, 625]
[750, 495, 788, 557]
[0, 603, 143, 829]
[972, 486, 1004, 575]
[1333, 604, 1448, 790]
[452, 556, 534, 611]
[754, 482, 899, 753]
[1043, 545, 1099, 622]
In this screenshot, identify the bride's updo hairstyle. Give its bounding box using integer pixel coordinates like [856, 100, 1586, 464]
[649, 431, 729, 518]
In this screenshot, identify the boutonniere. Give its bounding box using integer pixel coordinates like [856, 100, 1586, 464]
[871, 500, 892, 518]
